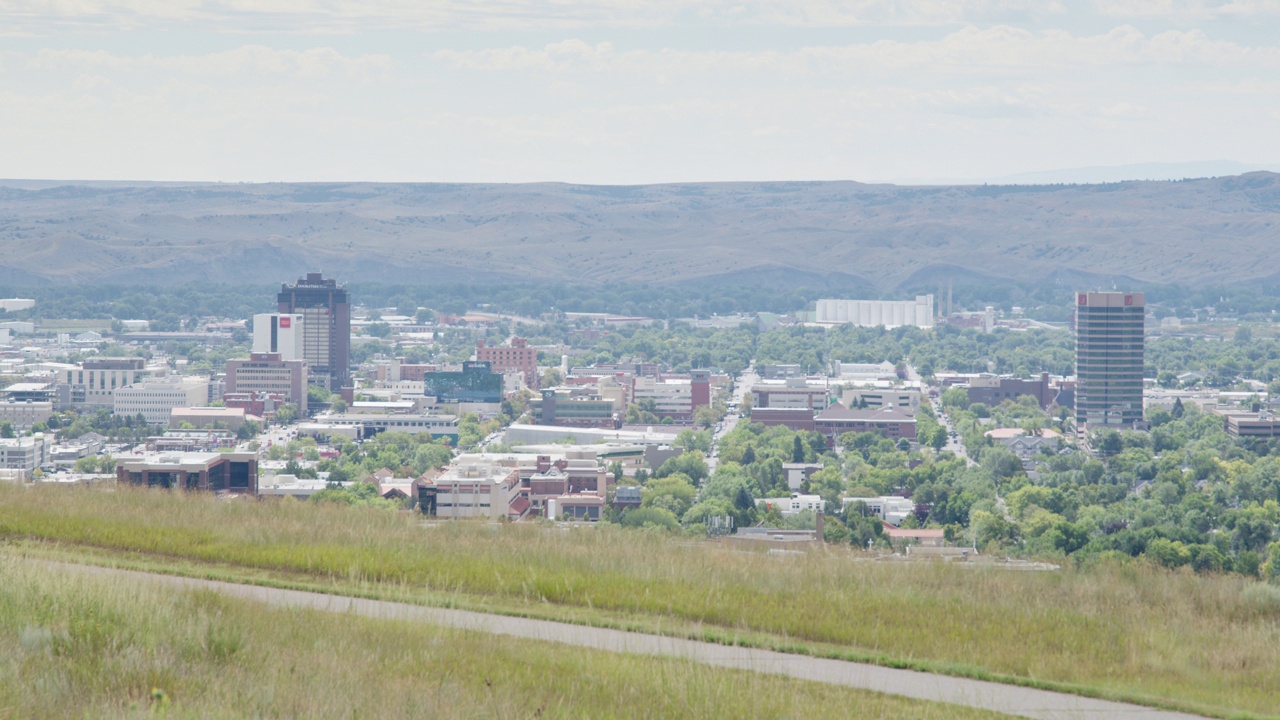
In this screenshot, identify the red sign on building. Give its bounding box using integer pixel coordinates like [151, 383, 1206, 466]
[279, 317, 291, 328]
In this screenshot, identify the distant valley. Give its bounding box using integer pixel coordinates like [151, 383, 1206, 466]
[1, 173, 1278, 291]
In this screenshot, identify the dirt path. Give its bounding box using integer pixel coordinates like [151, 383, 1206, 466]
[48, 560, 1210, 720]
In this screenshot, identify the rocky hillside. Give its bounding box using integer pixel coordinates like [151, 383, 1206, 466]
[1, 173, 1278, 289]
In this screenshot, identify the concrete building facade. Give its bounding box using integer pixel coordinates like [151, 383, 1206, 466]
[251, 313, 304, 361]
[114, 378, 210, 425]
[0, 435, 46, 475]
[815, 296, 935, 328]
[422, 461, 522, 521]
[0, 401, 53, 430]
[1076, 291, 1145, 430]
[57, 356, 150, 409]
[225, 353, 309, 414]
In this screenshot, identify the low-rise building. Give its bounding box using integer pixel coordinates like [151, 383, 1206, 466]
[782, 462, 824, 492]
[750, 407, 817, 432]
[983, 427, 1064, 458]
[840, 388, 921, 410]
[530, 389, 620, 429]
[419, 460, 522, 521]
[225, 353, 309, 414]
[114, 377, 211, 425]
[1224, 411, 1280, 439]
[147, 429, 238, 452]
[751, 381, 831, 412]
[308, 413, 458, 441]
[631, 370, 712, 422]
[758, 493, 825, 517]
[527, 452, 608, 519]
[57, 356, 151, 410]
[424, 361, 504, 405]
[0, 400, 53, 429]
[966, 373, 1055, 410]
[884, 526, 947, 547]
[224, 391, 290, 419]
[814, 403, 917, 443]
[170, 407, 252, 432]
[116, 451, 258, 493]
[0, 435, 46, 476]
[843, 495, 916, 526]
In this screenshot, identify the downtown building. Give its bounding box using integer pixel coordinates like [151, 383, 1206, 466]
[277, 273, 350, 391]
[225, 353, 309, 414]
[252, 313, 304, 361]
[1075, 291, 1145, 431]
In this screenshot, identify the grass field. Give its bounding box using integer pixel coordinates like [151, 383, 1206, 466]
[0, 556, 1016, 719]
[2, 484, 1278, 718]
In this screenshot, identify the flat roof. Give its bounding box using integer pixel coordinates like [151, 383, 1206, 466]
[171, 407, 246, 417]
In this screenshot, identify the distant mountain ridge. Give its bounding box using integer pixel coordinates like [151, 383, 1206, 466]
[1, 173, 1278, 291]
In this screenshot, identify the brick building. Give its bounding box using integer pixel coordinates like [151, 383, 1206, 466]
[477, 337, 539, 389]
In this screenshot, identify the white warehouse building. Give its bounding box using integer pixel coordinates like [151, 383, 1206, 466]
[815, 296, 935, 329]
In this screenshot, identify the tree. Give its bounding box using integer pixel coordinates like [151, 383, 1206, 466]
[642, 473, 697, 517]
[655, 451, 709, 485]
[1092, 428, 1123, 456]
[618, 507, 680, 531]
[1171, 398, 1185, 419]
[792, 435, 806, 463]
[674, 429, 712, 453]
[310, 481, 396, 509]
[0, 422, 13, 439]
[693, 404, 719, 428]
[236, 420, 261, 441]
[274, 404, 298, 425]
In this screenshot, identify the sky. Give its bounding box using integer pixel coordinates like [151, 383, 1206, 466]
[2, 0, 1279, 184]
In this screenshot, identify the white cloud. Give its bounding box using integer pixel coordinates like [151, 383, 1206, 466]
[2, 6, 1278, 182]
[1092, 0, 1280, 20]
[26, 45, 391, 78]
[0, 0, 1070, 33]
[432, 25, 1280, 75]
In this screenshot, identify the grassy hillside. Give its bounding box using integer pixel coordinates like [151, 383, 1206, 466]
[0, 556, 1013, 719]
[1, 174, 1278, 289]
[2, 484, 1278, 717]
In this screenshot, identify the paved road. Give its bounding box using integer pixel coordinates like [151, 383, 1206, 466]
[43, 560, 1209, 720]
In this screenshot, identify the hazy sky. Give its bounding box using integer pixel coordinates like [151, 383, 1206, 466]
[2, 0, 1279, 184]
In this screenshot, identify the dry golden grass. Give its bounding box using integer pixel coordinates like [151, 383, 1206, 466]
[2, 484, 1278, 716]
[0, 555, 1013, 719]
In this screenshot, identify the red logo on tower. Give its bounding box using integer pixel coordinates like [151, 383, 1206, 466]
[279, 317, 291, 328]
[1078, 294, 1087, 305]
[1124, 295, 1133, 306]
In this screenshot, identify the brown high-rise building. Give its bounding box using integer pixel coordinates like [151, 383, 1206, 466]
[277, 273, 350, 391]
[476, 337, 539, 390]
